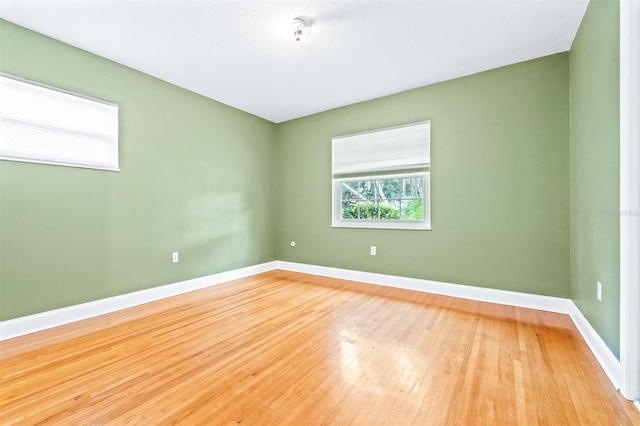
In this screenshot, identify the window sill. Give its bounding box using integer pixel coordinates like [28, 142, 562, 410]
[331, 223, 431, 231]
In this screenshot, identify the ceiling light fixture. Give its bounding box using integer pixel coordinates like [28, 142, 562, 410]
[291, 17, 311, 42]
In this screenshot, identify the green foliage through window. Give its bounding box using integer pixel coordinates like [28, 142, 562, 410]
[342, 204, 400, 219]
[339, 176, 425, 221]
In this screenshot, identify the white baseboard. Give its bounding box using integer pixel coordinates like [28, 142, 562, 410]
[275, 261, 572, 314]
[568, 301, 621, 390]
[1, 259, 621, 396]
[275, 261, 622, 391]
[0, 261, 278, 341]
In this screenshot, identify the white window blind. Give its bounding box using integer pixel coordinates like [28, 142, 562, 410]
[332, 121, 430, 177]
[0, 73, 119, 171]
[331, 121, 431, 230]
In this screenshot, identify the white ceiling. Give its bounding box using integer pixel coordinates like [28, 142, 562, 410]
[0, 0, 588, 123]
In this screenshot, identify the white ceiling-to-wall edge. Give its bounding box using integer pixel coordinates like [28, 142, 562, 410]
[0, 0, 589, 123]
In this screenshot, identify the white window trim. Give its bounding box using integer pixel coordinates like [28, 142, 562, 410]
[332, 172, 431, 231]
[331, 120, 431, 231]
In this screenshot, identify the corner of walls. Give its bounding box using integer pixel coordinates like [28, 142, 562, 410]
[275, 53, 570, 299]
[274, 122, 282, 261]
[568, 0, 621, 355]
[0, 20, 279, 321]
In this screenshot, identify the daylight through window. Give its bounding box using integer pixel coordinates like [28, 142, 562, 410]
[332, 121, 431, 230]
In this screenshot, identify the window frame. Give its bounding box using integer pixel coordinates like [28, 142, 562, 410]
[332, 171, 431, 230]
[331, 120, 431, 231]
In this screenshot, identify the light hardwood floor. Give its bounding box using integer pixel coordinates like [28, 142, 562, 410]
[1, 270, 638, 425]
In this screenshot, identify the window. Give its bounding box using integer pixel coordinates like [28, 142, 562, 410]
[0, 73, 119, 171]
[332, 121, 431, 230]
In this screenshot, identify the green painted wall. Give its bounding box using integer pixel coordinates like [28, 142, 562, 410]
[277, 54, 570, 297]
[0, 20, 277, 320]
[5, 8, 620, 342]
[569, 0, 620, 355]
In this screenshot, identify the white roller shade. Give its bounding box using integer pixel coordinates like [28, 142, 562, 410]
[0, 74, 119, 171]
[332, 121, 429, 177]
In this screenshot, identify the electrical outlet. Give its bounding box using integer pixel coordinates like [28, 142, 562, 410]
[597, 281, 602, 301]
[172, 252, 179, 263]
[370, 246, 376, 256]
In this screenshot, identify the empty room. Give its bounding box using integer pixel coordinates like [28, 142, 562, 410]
[1, 0, 639, 424]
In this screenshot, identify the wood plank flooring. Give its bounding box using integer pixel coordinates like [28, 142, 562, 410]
[1, 270, 638, 425]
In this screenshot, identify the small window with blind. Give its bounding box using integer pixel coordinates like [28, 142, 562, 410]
[0, 73, 119, 171]
[332, 121, 431, 230]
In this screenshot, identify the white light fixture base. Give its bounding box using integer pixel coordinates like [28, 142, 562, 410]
[291, 17, 311, 42]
